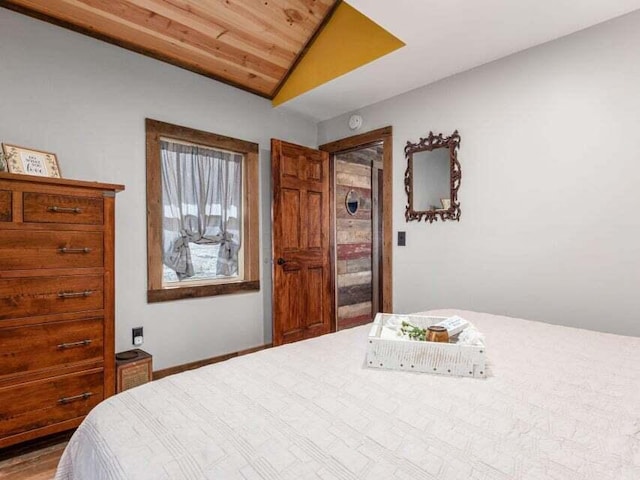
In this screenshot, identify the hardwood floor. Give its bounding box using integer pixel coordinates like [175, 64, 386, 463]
[0, 432, 71, 480]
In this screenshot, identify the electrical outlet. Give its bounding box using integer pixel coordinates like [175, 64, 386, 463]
[132, 327, 143, 346]
[398, 231, 406, 246]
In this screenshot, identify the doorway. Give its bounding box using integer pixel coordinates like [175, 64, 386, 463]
[333, 145, 383, 329]
[320, 127, 393, 330]
[270, 128, 392, 344]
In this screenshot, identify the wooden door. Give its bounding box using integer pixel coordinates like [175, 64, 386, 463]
[272, 139, 333, 345]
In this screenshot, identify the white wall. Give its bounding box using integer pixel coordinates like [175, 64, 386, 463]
[0, 9, 317, 368]
[3, 6, 639, 372]
[319, 11, 640, 336]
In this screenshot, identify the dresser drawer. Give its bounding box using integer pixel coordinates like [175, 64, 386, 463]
[0, 370, 103, 438]
[0, 190, 10, 222]
[0, 230, 103, 270]
[23, 192, 103, 225]
[0, 318, 104, 378]
[0, 275, 104, 320]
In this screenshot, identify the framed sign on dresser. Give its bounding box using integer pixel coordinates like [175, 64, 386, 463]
[0, 172, 124, 448]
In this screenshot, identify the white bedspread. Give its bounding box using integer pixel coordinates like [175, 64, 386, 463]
[56, 310, 640, 480]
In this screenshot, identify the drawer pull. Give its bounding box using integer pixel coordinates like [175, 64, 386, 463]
[58, 392, 94, 405]
[57, 290, 94, 299]
[57, 339, 92, 350]
[48, 206, 83, 214]
[59, 247, 92, 254]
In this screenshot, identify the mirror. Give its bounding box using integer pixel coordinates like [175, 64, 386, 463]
[404, 131, 461, 222]
[412, 149, 451, 212]
[345, 189, 359, 216]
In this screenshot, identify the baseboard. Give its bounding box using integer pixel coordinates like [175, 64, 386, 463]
[0, 430, 73, 460]
[153, 343, 273, 380]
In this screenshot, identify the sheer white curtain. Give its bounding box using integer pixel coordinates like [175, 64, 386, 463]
[161, 140, 242, 280]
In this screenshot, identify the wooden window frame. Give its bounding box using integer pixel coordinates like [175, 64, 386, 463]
[146, 118, 260, 303]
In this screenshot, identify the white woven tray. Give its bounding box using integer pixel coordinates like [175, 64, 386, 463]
[366, 313, 487, 378]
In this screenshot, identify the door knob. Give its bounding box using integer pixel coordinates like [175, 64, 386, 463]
[277, 258, 287, 265]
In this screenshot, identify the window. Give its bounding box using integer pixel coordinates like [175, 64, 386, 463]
[160, 139, 242, 284]
[146, 119, 259, 302]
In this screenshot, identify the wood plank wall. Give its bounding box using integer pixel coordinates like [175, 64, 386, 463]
[335, 147, 381, 329]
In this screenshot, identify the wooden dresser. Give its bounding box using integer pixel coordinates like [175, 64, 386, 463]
[0, 173, 124, 448]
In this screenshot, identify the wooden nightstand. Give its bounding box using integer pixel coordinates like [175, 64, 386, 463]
[115, 349, 153, 393]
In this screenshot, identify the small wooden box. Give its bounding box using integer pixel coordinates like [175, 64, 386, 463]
[116, 349, 153, 393]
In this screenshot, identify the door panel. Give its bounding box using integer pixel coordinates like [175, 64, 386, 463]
[306, 160, 322, 181]
[272, 139, 332, 346]
[307, 192, 322, 249]
[282, 156, 298, 178]
[306, 267, 325, 328]
[281, 189, 301, 250]
[280, 268, 303, 338]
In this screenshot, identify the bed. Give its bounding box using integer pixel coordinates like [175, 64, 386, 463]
[55, 310, 640, 480]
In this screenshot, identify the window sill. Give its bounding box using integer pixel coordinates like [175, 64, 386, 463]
[147, 280, 260, 303]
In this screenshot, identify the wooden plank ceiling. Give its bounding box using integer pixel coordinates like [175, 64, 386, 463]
[3, 0, 339, 98]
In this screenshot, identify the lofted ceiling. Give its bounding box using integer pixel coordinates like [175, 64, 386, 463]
[5, 1, 640, 121]
[282, 0, 640, 121]
[2, 0, 340, 98]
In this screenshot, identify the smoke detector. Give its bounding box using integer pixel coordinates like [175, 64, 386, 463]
[348, 114, 363, 130]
